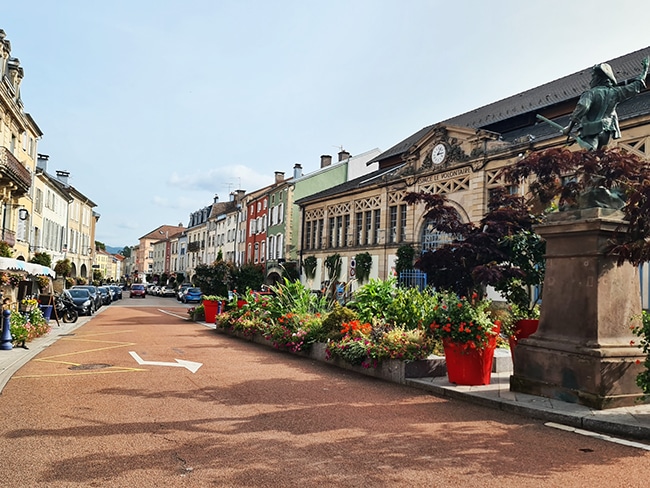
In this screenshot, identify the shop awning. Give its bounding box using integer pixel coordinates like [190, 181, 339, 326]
[0, 257, 56, 278]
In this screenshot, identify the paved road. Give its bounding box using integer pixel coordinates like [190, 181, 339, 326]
[0, 302, 649, 487]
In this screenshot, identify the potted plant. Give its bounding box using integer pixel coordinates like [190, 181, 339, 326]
[202, 295, 227, 323]
[428, 291, 501, 385]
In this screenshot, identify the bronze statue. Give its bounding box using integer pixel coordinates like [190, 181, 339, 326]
[563, 56, 649, 151]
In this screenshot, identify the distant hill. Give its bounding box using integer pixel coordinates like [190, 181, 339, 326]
[105, 246, 124, 255]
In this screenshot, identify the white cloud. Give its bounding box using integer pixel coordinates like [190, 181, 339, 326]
[167, 165, 273, 194]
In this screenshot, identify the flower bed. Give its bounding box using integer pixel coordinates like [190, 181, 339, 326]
[209, 279, 517, 385]
[9, 305, 51, 347]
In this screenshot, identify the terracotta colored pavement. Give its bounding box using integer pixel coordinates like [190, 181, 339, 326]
[0, 304, 649, 488]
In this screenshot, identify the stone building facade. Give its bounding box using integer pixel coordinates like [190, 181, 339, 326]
[296, 46, 650, 292]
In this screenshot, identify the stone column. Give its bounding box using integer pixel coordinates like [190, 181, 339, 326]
[510, 208, 646, 409]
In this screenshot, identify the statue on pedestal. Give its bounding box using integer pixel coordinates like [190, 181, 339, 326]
[563, 56, 649, 151]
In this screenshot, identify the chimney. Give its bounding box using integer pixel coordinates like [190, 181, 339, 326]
[213, 194, 219, 204]
[338, 149, 351, 161]
[232, 189, 245, 204]
[320, 154, 332, 168]
[56, 170, 70, 186]
[293, 163, 303, 179]
[37, 154, 49, 173]
[274, 171, 285, 184]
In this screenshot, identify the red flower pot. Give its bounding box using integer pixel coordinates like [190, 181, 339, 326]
[202, 300, 219, 323]
[443, 325, 499, 386]
[508, 319, 539, 351]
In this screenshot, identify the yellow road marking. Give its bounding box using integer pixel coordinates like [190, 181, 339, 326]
[13, 368, 148, 379]
[37, 343, 136, 361]
[18, 329, 147, 378]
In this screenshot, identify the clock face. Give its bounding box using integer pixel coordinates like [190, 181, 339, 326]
[431, 144, 446, 164]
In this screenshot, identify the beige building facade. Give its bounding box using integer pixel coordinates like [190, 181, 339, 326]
[0, 29, 42, 260]
[297, 47, 650, 292]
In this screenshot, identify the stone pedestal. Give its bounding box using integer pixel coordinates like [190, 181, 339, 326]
[510, 208, 647, 409]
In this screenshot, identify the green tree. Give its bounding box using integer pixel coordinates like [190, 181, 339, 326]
[93, 269, 103, 283]
[54, 259, 72, 278]
[232, 262, 265, 293]
[354, 252, 372, 283]
[194, 260, 233, 296]
[395, 245, 416, 276]
[95, 241, 106, 251]
[120, 246, 132, 258]
[29, 252, 52, 267]
[0, 241, 13, 257]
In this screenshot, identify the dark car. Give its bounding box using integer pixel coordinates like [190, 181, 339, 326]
[181, 287, 203, 303]
[109, 285, 123, 300]
[130, 283, 146, 298]
[97, 286, 112, 305]
[72, 285, 102, 310]
[65, 288, 95, 316]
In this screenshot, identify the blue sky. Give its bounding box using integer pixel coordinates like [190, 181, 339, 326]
[4, 0, 650, 248]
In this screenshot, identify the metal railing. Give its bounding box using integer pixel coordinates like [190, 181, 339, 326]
[399, 270, 428, 291]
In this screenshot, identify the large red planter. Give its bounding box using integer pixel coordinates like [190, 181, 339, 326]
[508, 319, 539, 351]
[202, 300, 219, 323]
[443, 327, 499, 386]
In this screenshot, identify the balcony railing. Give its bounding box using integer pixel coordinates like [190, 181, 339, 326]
[0, 146, 31, 194]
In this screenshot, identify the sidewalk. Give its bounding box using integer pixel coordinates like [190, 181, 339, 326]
[406, 373, 650, 443]
[2, 314, 650, 444]
[0, 314, 91, 392]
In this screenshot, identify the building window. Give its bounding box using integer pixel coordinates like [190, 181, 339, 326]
[364, 211, 372, 245]
[305, 221, 312, 251]
[421, 213, 460, 252]
[399, 204, 407, 242]
[373, 210, 381, 245]
[317, 218, 324, 249]
[355, 212, 363, 246]
[328, 217, 335, 248]
[389, 206, 397, 243]
[343, 214, 350, 247]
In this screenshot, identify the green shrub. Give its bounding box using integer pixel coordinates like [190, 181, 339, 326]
[318, 304, 358, 342]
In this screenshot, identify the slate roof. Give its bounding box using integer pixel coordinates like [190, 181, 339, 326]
[373, 46, 650, 164]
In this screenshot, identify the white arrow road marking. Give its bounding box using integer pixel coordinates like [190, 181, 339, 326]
[129, 351, 202, 373]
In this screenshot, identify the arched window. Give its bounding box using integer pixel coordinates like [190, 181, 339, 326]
[421, 210, 462, 252]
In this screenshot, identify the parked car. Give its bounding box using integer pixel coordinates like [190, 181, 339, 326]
[130, 283, 146, 298]
[64, 288, 95, 316]
[160, 286, 176, 297]
[109, 285, 123, 300]
[71, 285, 103, 310]
[176, 284, 192, 301]
[97, 286, 113, 305]
[181, 287, 203, 303]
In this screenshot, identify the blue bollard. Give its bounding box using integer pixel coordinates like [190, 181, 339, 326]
[1, 309, 13, 351]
